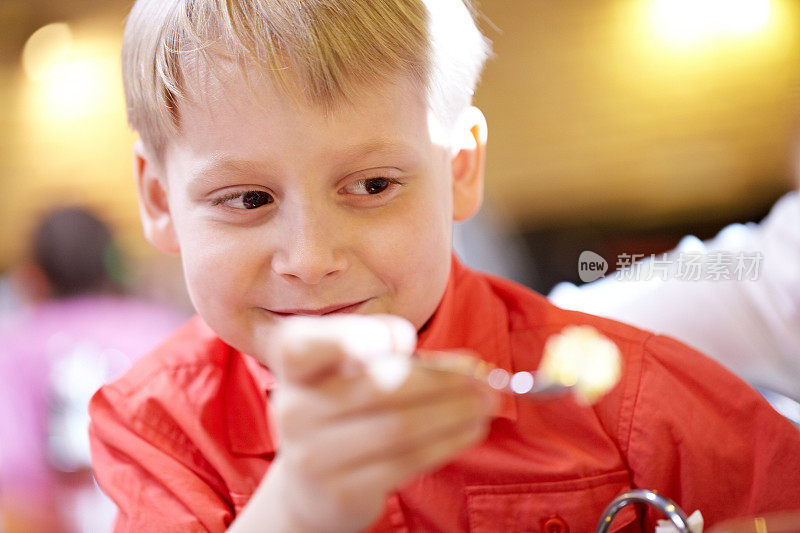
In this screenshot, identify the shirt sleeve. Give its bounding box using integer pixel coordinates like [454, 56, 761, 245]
[625, 333, 800, 528]
[88, 379, 234, 532]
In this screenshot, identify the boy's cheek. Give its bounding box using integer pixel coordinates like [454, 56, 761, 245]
[180, 247, 249, 313]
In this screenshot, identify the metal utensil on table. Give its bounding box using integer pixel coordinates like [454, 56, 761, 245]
[596, 489, 691, 533]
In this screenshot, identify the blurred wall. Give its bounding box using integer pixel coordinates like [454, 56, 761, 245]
[0, 3, 190, 309]
[475, 0, 800, 231]
[1, 5, 143, 269]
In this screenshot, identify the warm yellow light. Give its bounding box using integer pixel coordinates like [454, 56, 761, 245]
[652, 0, 771, 45]
[39, 56, 106, 120]
[21, 26, 120, 122]
[722, 0, 771, 34]
[20, 23, 120, 121]
[22, 23, 73, 82]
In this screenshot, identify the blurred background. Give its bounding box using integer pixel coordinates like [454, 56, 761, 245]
[0, 2, 192, 312]
[0, 0, 799, 293]
[0, 0, 799, 531]
[470, 0, 800, 289]
[0, 0, 798, 293]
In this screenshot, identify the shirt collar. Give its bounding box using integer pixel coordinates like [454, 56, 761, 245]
[227, 350, 277, 456]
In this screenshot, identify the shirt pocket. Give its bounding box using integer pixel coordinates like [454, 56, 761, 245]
[465, 470, 638, 533]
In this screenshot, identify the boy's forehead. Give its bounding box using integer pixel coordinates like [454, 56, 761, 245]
[180, 51, 420, 123]
[171, 53, 444, 163]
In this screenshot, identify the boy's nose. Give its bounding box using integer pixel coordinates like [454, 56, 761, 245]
[270, 211, 347, 285]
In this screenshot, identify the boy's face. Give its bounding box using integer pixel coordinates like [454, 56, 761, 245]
[136, 63, 484, 357]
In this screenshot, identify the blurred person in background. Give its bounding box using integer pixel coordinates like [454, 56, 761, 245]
[0, 206, 187, 533]
[549, 184, 800, 403]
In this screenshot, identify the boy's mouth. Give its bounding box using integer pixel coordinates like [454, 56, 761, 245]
[266, 299, 370, 317]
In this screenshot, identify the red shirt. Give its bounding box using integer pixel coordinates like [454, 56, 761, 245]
[89, 256, 800, 532]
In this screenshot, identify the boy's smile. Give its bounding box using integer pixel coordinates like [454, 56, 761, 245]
[135, 62, 484, 359]
[266, 300, 372, 317]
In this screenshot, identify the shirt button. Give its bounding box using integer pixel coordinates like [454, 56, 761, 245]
[542, 516, 569, 533]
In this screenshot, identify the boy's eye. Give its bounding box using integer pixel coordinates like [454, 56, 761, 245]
[214, 190, 274, 209]
[241, 191, 273, 209]
[343, 177, 400, 196]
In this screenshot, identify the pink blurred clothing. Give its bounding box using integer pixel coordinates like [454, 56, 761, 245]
[0, 295, 186, 531]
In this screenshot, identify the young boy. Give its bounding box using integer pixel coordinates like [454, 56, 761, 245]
[89, 0, 800, 531]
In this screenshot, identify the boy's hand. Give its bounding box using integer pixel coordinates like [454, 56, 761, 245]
[235, 315, 498, 533]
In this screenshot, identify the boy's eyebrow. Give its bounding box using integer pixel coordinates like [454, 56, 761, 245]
[194, 155, 273, 178]
[192, 140, 420, 179]
[335, 139, 420, 164]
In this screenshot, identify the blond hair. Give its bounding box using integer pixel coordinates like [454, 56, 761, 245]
[122, 0, 491, 156]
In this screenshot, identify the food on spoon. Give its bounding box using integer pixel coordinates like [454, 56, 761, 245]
[538, 325, 622, 404]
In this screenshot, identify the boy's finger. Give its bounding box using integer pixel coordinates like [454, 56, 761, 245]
[271, 314, 417, 384]
[275, 358, 499, 442]
[282, 387, 493, 475]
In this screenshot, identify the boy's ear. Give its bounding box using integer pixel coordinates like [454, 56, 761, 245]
[450, 106, 487, 222]
[133, 140, 180, 255]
